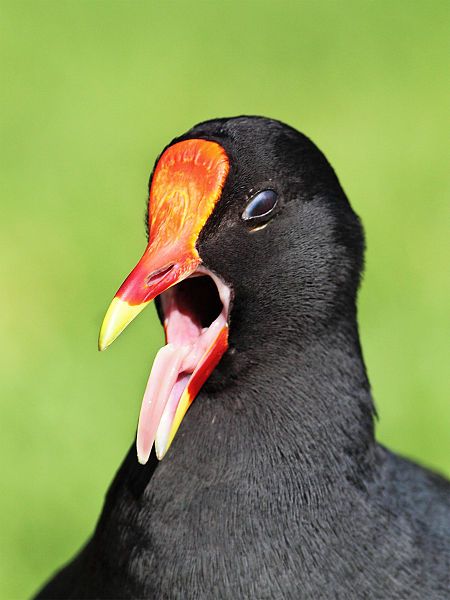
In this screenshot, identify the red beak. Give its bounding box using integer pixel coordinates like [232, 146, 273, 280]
[99, 139, 230, 462]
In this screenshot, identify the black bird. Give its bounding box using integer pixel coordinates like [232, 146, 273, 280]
[36, 117, 450, 599]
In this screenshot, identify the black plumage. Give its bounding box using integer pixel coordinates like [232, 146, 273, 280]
[36, 117, 450, 599]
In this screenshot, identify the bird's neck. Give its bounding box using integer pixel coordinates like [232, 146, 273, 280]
[205, 309, 377, 490]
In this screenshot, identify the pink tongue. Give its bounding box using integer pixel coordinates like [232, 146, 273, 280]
[136, 343, 189, 464]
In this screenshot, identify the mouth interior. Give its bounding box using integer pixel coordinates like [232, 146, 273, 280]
[162, 275, 224, 345]
[136, 270, 230, 462]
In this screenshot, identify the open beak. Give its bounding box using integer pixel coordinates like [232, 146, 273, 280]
[99, 139, 230, 463]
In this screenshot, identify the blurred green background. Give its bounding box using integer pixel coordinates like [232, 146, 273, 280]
[1, 1, 449, 597]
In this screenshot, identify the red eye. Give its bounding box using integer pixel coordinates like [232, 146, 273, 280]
[242, 190, 278, 221]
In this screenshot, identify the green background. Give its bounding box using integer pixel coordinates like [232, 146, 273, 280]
[1, 1, 448, 597]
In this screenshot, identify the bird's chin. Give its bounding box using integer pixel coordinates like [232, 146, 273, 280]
[135, 268, 232, 463]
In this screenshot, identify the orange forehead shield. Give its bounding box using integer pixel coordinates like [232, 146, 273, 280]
[99, 139, 229, 350]
[119, 139, 229, 305]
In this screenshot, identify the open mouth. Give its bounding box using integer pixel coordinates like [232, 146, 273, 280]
[98, 138, 232, 463]
[136, 269, 231, 462]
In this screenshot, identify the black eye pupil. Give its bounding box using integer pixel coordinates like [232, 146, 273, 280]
[242, 190, 278, 221]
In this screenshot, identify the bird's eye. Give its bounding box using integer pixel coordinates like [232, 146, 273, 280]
[242, 189, 278, 222]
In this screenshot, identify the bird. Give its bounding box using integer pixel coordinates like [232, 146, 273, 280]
[36, 116, 449, 599]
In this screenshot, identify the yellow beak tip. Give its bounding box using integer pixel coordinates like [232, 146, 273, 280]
[98, 321, 115, 351]
[97, 297, 150, 352]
